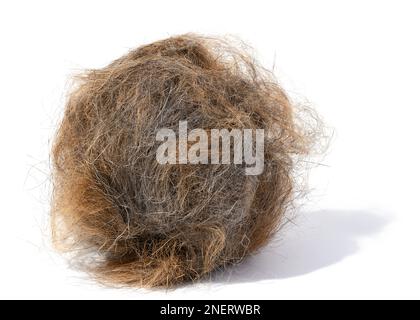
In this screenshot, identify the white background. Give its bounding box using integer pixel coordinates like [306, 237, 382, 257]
[0, 0, 419, 299]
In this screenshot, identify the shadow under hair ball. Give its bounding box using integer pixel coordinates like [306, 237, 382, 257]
[51, 34, 317, 287]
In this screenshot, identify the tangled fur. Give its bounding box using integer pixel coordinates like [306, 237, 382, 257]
[51, 34, 316, 287]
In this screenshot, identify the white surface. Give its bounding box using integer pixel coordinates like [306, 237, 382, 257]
[0, 0, 419, 299]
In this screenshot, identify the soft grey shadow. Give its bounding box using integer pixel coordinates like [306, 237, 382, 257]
[212, 210, 390, 284]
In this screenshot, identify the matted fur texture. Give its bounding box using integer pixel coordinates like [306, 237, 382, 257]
[51, 34, 316, 288]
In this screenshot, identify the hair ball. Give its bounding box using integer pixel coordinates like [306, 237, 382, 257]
[51, 34, 318, 287]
